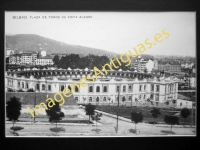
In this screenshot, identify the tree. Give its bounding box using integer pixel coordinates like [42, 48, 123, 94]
[150, 108, 161, 124]
[91, 112, 102, 133]
[53, 55, 60, 66]
[131, 111, 143, 132]
[108, 97, 111, 106]
[180, 107, 191, 125]
[85, 103, 96, 124]
[122, 96, 126, 106]
[164, 115, 179, 131]
[6, 96, 22, 133]
[46, 101, 65, 134]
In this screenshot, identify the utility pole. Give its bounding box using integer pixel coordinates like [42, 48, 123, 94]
[116, 85, 120, 133]
[191, 96, 195, 127]
[34, 83, 36, 123]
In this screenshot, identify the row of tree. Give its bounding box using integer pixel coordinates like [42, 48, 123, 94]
[6, 96, 192, 135]
[53, 54, 131, 70]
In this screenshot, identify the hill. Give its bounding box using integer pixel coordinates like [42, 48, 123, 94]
[5, 34, 115, 57]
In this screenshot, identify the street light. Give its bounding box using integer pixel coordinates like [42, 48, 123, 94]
[191, 96, 195, 127]
[116, 85, 120, 133]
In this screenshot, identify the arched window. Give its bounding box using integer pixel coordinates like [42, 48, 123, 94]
[89, 86, 93, 92]
[103, 86, 107, 92]
[42, 84, 45, 91]
[61, 85, 64, 91]
[96, 86, 100, 92]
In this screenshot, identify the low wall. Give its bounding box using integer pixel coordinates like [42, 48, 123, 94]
[6, 92, 77, 105]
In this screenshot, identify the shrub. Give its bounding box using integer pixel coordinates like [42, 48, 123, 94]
[27, 88, 35, 92]
[164, 115, 179, 131]
[180, 107, 191, 125]
[46, 101, 65, 134]
[6, 96, 22, 133]
[150, 108, 161, 124]
[49, 127, 65, 132]
[131, 111, 143, 131]
[85, 103, 96, 124]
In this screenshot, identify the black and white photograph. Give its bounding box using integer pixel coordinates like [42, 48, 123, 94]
[5, 11, 196, 137]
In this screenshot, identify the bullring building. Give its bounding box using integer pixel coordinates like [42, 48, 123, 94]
[5, 67, 180, 105]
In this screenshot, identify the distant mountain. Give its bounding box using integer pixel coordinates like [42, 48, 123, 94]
[5, 34, 115, 57]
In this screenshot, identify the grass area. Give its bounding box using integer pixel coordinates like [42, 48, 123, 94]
[96, 105, 195, 125]
[10, 126, 24, 131]
[49, 127, 65, 132]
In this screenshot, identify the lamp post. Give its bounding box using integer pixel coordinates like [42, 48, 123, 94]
[191, 96, 195, 127]
[116, 85, 120, 133]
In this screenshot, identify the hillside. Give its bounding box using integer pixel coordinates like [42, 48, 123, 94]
[5, 34, 115, 57]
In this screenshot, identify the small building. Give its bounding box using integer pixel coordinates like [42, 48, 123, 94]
[130, 56, 154, 72]
[9, 54, 22, 65]
[157, 62, 181, 72]
[35, 56, 54, 66]
[6, 48, 15, 57]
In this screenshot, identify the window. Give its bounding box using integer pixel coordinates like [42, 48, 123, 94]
[42, 84, 45, 91]
[155, 94, 159, 101]
[96, 86, 100, 92]
[22, 82, 24, 88]
[96, 97, 99, 102]
[139, 95, 142, 100]
[139, 85, 142, 92]
[103, 86, 107, 92]
[150, 94, 154, 100]
[18, 82, 20, 88]
[128, 85, 132, 92]
[144, 85, 146, 91]
[151, 84, 154, 92]
[89, 86, 93, 92]
[116, 85, 120, 92]
[144, 94, 146, 99]
[48, 85, 51, 91]
[123, 85, 126, 93]
[36, 84, 40, 91]
[75, 86, 79, 92]
[75, 97, 78, 102]
[156, 85, 159, 92]
[103, 97, 106, 101]
[26, 83, 29, 89]
[129, 96, 132, 101]
[89, 97, 92, 102]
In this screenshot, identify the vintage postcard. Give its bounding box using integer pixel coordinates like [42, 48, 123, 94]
[5, 11, 196, 137]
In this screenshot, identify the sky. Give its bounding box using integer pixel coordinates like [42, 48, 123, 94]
[5, 11, 196, 57]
